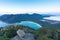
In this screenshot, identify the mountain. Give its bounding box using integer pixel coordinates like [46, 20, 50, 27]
[0, 13, 50, 23]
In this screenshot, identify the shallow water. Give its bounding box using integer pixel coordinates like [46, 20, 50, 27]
[19, 21, 42, 30]
[0, 21, 41, 30]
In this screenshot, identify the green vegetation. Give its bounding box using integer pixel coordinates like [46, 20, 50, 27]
[0, 25, 60, 40]
[36, 28, 60, 40]
[0, 25, 35, 40]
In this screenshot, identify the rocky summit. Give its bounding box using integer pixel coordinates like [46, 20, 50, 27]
[10, 29, 35, 40]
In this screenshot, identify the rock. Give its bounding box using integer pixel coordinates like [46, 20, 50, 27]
[10, 35, 21, 40]
[10, 29, 35, 40]
[23, 33, 35, 40]
[17, 29, 25, 38]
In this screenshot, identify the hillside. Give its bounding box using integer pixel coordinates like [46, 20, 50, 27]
[0, 13, 50, 23]
[0, 25, 60, 40]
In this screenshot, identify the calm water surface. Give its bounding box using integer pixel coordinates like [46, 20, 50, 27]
[0, 21, 41, 30]
[19, 21, 42, 30]
[44, 16, 60, 21]
[0, 21, 9, 27]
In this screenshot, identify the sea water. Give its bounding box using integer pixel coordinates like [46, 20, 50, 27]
[44, 16, 60, 21]
[19, 21, 41, 30]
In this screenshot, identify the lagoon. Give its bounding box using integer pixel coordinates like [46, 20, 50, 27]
[19, 21, 41, 30]
[0, 21, 41, 30]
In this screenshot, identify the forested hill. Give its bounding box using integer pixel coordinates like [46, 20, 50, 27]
[0, 13, 50, 23]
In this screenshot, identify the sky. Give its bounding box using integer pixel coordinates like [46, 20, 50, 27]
[0, 0, 60, 14]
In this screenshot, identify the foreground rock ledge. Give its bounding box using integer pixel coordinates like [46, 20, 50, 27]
[10, 29, 35, 40]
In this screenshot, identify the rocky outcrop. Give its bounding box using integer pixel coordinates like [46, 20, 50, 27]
[10, 29, 35, 40]
[10, 36, 21, 40]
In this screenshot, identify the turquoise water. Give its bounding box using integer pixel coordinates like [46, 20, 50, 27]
[0, 21, 41, 30]
[19, 21, 41, 30]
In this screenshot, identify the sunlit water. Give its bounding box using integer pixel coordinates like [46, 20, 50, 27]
[44, 16, 60, 21]
[0, 21, 41, 30]
[19, 21, 42, 30]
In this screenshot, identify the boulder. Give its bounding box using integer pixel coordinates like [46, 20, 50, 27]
[10, 29, 35, 40]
